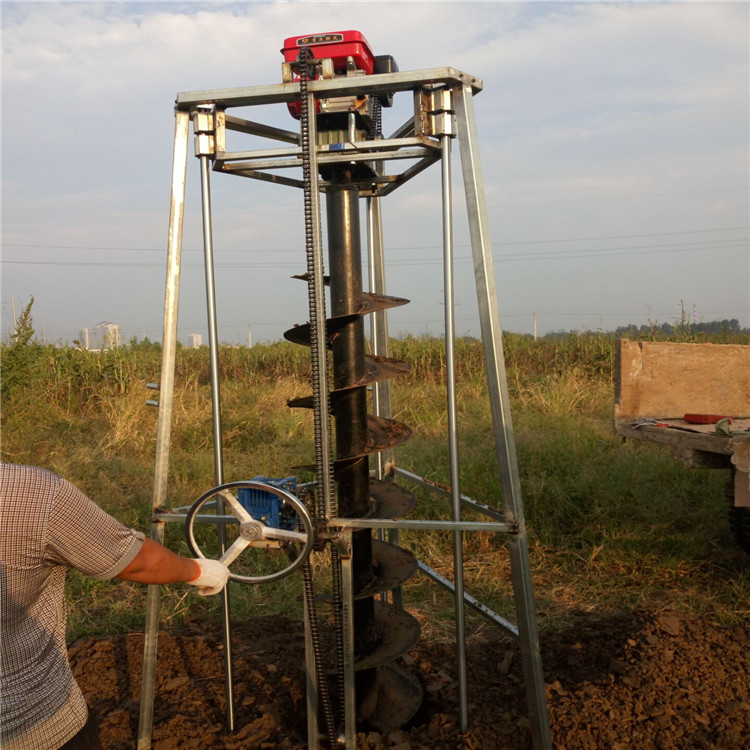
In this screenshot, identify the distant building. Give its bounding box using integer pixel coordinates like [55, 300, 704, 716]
[188, 333, 203, 348]
[79, 322, 121, 351]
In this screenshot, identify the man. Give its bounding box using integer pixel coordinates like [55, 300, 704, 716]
[0, 463, 229, 750]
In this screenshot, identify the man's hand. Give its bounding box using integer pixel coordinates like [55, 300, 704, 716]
[187, 559, 230, 596]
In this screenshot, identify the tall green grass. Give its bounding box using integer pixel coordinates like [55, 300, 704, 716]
[2, 332, 748, 641]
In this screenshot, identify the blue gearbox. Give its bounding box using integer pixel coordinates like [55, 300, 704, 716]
[237, 476, 299, 530]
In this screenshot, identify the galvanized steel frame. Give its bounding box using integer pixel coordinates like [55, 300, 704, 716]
[141, 66, 551, 750]
[137, 108, 190, 750]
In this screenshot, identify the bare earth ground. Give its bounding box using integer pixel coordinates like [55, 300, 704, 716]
[69, 610, 750, 750]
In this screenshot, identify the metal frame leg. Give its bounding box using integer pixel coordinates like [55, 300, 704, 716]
[198, 145, 235, 731]
[339, 532, 357, 750]
[137, 108, 191, 750]
[440, 131, 469, 731]
[454, 84, 552, 750]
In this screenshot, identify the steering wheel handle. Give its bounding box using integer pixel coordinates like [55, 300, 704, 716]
[185, 480, 314, 584]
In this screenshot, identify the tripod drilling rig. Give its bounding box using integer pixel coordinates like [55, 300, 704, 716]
[140, 31, 552, 750]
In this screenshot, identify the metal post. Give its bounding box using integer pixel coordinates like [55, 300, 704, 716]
[198, 143, 235, 732]
[366, 177, 394, 471]
[454, 83, 552, 750]
[441, 130, 469, 731]
[138, 108, 190, 750]
[339, 532, 357, 750]
[367, 180, 405, 609]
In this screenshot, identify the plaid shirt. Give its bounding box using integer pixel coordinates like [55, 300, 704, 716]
[0, 464, 144, 749]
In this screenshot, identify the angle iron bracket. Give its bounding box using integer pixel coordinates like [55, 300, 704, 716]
[329, 532, 353, 559]
[428, 86, 456, 137]
[193, 104, 216, 158]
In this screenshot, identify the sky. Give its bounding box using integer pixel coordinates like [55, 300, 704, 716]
[2, 0, 748, 345]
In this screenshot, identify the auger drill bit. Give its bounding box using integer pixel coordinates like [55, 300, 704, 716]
[286, 186, 424, 729]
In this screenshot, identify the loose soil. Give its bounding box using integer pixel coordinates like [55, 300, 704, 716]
[69, 610, 750, 749]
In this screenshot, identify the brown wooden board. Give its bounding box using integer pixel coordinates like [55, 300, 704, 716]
[614, 339, 750, 420]
[613, 422, 733, 466]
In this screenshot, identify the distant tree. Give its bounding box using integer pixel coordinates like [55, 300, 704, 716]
[9, 296, 35, 347]
[2, 297, 43, 399]
[125, 335, 163, 352]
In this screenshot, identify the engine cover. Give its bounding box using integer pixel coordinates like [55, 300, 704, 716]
[281, 30, 375, 74]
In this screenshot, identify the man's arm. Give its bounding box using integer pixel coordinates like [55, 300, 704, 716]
[116, 539, 229, 595]
[116, 538, 199, 583]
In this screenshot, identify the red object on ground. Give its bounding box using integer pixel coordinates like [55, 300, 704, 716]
[683, 414, 733, 424]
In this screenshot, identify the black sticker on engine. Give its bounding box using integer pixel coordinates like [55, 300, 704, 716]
[296, 34, 344, 46]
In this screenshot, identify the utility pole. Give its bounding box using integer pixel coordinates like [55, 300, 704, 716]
[11, 296, 17, 335]
[533, 311, 537, 341]
[247, 323, 253, 348]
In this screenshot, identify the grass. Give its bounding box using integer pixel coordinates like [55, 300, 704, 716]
[1, 333, 749, 644]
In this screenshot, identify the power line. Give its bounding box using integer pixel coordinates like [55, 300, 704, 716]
[3, 239, 746, 268]
[2, 225, 747, 253]
[388, 239, 748, 266]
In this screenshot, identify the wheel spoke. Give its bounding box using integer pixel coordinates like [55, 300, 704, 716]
[262, 527, 308, 544]
[218, 489, 254, 523]
[220, 535, 251, 567]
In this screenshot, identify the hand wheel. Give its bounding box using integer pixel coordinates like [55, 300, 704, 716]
[185, 480, 314, 584]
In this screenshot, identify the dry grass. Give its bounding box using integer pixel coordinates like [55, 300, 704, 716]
[2, 336, 749, 640]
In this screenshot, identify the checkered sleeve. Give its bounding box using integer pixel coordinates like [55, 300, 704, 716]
[46, 477, 144, 580]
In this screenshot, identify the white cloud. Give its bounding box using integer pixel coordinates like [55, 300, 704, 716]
[478, 3, 748, 124]
[2, 1, 747, 340]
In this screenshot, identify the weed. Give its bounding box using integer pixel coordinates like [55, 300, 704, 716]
[2, 332, 749, 640]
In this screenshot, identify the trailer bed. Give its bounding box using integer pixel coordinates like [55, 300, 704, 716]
[613, 339, 750, 510]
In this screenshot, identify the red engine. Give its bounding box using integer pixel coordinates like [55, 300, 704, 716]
[281, 30, 376, 75]
[281, 31, 397, 122]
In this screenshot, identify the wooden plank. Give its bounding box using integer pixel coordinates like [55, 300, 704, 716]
[614, 422, 733, 462]
[615, 339, 750, 419]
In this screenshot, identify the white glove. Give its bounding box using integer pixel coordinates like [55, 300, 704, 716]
[187, 559, 230, 596]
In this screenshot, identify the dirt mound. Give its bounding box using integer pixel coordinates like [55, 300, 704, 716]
[69, 610, 750, 749]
